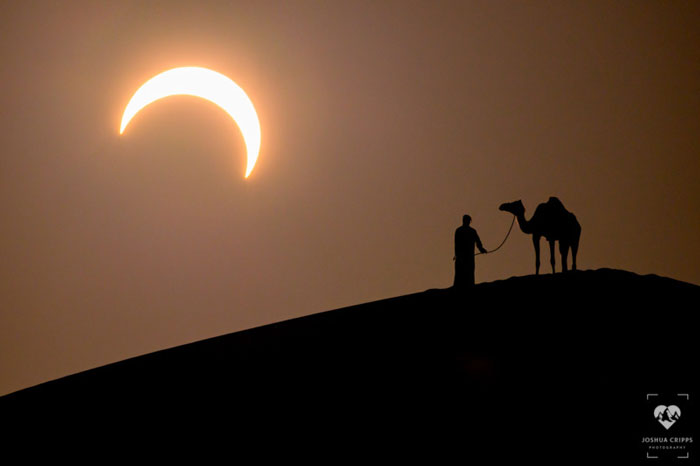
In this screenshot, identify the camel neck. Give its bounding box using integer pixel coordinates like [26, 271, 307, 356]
[516, 212, 533, 234]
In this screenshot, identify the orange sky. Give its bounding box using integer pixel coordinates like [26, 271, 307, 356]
[1, 1, 699, 395]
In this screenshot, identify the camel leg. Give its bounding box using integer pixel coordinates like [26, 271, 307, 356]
[549, 240, 556, 274]
[559, 241, 570, 272]
[571, 227, 580, 271]
[533, 235, 541, 275]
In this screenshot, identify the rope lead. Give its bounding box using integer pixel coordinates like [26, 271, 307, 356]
[474, 214, 516, 256]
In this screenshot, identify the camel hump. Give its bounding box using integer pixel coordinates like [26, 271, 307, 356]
[547, 196, 568, 213]
[547, 197, 580, 231]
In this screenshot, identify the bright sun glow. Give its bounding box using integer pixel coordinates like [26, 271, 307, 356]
[120, 66, 261, 178]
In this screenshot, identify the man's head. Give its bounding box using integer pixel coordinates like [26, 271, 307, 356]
[463, 214, 472, 226]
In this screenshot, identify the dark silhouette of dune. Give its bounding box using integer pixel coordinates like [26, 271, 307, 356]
[3, 269, 698, 460]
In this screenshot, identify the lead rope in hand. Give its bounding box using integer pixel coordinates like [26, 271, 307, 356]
[474, 214, 516, 256]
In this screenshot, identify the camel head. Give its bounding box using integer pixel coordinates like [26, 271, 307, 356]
[499, 200, 525, 216]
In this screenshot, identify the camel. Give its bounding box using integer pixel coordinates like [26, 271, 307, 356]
[499, 197, 581, 274]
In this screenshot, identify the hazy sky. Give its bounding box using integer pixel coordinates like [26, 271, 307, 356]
[2, 1, 698, 395]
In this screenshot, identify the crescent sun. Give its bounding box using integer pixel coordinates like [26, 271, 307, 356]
[119, 66, 261, 178]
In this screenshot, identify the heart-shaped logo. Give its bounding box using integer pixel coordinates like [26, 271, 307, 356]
[654, 405, 681, 430]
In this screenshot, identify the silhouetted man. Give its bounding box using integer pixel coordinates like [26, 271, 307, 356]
[454, 215, 487, 288]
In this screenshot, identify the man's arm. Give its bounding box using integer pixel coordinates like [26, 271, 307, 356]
[454, 229, 460, 259]
[475, 231, 487, 254]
